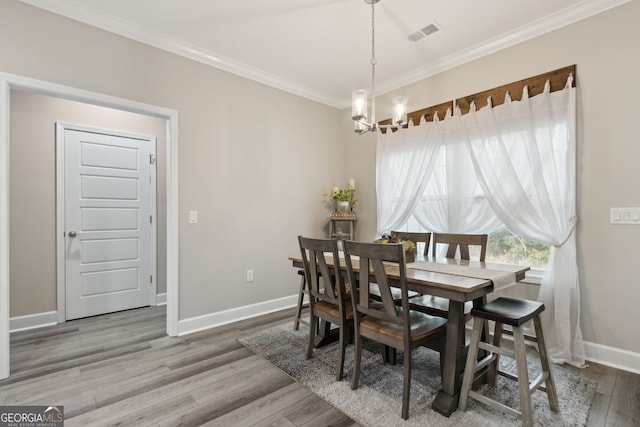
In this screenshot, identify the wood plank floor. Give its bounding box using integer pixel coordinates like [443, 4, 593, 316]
[1, 306, 638, 426]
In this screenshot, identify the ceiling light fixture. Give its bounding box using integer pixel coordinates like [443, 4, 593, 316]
[352, 0, 408, 134]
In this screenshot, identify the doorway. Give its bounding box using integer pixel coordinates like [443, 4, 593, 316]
[0, 73, 180, 380]
[57, 123, 157, 320]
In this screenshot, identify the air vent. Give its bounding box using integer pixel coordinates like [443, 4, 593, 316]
[408, 23, 440, 42]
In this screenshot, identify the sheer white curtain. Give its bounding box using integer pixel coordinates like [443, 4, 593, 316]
[377, 113, 501, 235]
[376, 77, 585, 366]
[462, 78, 584, 366]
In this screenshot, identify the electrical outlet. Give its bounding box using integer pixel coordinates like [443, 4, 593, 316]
[246, 270, 254, 282]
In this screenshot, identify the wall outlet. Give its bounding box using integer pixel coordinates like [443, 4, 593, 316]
[246, 270, 254, 282]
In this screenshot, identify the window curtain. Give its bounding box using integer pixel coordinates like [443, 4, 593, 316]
[376, 113, 502, 235]
[376, 77, 585, 367]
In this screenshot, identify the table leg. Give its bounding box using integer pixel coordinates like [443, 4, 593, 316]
[432, 300, 465, 416]
[314, 320, 339, 347]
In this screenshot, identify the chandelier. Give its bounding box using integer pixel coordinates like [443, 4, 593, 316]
[351, 0, 408, 134]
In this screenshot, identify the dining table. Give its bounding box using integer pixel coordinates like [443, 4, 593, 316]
[289, 252, 529, 416]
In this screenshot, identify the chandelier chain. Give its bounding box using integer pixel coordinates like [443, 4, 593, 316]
[370, 1, 376, 124]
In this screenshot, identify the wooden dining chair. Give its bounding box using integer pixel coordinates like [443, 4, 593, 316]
[368, 232, 427, 305]
[411, 233, 489, 319]
[431, 232, 488, 261]
[298, 235, 353, 381]
[390, 231, 431, 256]
[343, 240, 447, 420]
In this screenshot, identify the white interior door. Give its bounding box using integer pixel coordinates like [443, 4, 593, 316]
[60, 124, 156, 320]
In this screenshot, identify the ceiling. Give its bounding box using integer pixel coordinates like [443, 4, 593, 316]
[21, 0, 629, 108]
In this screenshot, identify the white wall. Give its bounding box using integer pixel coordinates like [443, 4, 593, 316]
[345, 1, 640, 361]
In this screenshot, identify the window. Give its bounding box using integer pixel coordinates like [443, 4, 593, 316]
[402, 218, 551, 271]
[486, 227, 551, 270]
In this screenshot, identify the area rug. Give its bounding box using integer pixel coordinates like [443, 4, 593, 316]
[239, 323, 596, 427]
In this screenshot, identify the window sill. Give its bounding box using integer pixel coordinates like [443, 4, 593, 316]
[521, 270, 544, 285]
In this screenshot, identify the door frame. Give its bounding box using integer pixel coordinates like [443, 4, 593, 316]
[0, 72, 180, 380]
[56, 122, 158, 321]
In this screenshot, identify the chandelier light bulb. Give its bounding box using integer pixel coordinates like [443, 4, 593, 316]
[352, 89, 368, 120]
[392, 96, 408, 126]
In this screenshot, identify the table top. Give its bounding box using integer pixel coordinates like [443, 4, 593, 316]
[289, 254, 529, 302]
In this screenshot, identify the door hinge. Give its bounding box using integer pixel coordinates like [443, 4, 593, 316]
[149, 154, 156, 165]
[150, 215, 153, 224]
[150, 275, 153, 283]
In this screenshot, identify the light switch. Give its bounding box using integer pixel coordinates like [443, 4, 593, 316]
[611, 207, 640, 224]
[613, 209, 621, 221]
[189, 210, 198, 224]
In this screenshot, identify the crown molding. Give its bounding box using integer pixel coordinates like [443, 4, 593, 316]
[20, 0, 631, 110]
[19, 0, 345, 108]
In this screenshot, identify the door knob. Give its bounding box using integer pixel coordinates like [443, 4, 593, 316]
[68, 231, 78, 238]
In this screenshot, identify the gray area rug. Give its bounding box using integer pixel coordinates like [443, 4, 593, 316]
[239, 323, 596, 427]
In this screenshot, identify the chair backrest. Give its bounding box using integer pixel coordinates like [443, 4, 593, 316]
[343, 240, 410, 328]
[390, 231, 431, 256]
[298, 236, 345, 306]
[432, 233, 488, 261]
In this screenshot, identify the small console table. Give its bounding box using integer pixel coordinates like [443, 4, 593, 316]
[328, 216, 356, 240]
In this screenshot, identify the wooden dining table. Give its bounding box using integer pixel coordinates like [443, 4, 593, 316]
[289, 253, 529, 416]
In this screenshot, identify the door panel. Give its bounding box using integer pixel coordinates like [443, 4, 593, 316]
[81, 208, 138, 231]
[81, 267, 139, 295]
[63, 127, 154, 320]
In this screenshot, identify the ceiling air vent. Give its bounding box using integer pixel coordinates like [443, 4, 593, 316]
[408, 23, 440, 42]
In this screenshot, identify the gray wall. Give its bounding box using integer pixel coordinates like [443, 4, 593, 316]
[9, 91, 167, 316]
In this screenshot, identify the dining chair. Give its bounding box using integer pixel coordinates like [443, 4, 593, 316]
[343, 240, 447, 420]
[298, 235, 353, 381]
[411, 233, 488, 319]
[431, 232, 488, 261]
[369, 232, 427, 305]
[390, 231, 431, 256]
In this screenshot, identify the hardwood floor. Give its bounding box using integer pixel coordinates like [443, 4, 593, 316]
[1, 306, 638, 426]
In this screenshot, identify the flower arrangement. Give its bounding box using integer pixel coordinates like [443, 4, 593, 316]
[374, 233, 417, 262]
[374, 234, 416, 251]
[327, 185, 357, 204]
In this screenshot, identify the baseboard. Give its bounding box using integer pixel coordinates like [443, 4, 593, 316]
[583, 340, 640, 375]
[9, 311, 57, 333]
[156, 292, 167, 306]
[177, 294, 299, 336]
[9, 292, 167, 332]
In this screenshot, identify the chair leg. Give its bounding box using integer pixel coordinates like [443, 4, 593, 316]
[351, 325, 362, 390]
[401, 346, 412, 420]
[513, 326, 533, 427]
[307, 311, 316, 360]
[533, 315, 560, 412]
[293, 275, 306, 331]
[459, 316, 484, 411]
[489, 321, 503, 386]
[336, 321, 346, 381]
